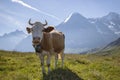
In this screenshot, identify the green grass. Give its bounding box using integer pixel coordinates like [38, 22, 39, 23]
[0, 49, 120, 80]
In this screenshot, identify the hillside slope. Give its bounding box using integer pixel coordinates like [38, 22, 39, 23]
[0, 50, 120, 80]
[104, 37, 120, 48]
[99, 37, 120, 54]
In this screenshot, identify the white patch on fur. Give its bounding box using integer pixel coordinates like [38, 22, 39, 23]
[32, 23, 44, 41]
[50, 30, 60, 34]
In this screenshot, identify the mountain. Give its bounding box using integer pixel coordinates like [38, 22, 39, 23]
[0, 30, 27, 51]
[89, 12, 120, 43]
[56, 12, 120, 53]
[102, 12, 120, 35]
[15, 35, 34, 52]
[93, 37, 120, 55]
[103, 37, 120, 50]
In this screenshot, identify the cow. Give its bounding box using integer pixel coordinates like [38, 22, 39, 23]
[26, 19, 65, 74]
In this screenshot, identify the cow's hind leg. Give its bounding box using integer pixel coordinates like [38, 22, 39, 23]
[46, 53, 51, 74]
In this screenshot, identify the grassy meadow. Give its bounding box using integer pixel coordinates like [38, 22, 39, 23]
[0, 48, 120, 80]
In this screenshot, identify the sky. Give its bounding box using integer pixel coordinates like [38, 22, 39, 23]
[0, 0, 120, 35]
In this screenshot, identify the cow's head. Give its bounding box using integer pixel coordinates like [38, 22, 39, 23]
[26, 19, 47, 51]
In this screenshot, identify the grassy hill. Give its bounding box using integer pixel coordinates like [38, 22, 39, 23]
[0, 49, 120, 80]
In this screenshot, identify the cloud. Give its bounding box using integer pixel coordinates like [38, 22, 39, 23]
[11, 0, 60, 20]
[12, 0, 39, 12]
[0, 13, 23, 30]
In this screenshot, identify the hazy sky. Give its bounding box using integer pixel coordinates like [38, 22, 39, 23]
[0, 0, 120, 35]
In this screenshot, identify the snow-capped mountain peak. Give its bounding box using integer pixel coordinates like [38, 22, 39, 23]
[58, 12, 92, 30]
[64, 12, 86, 23]
[103, 12, 120, 21]
[89, 12, 120, 35]
[64, 13, 72, 23]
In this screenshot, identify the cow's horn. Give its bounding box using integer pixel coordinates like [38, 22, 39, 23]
[28, 19, 34, 25]
[43, 20, 48, 26]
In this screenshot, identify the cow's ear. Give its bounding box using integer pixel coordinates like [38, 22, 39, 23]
[26, 27, 32, 34]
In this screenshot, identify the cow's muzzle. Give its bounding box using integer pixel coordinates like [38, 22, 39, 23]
[33, 44, 42, 53]
[32, 37, 42, 53]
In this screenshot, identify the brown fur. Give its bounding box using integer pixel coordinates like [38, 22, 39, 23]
[42, 26, 54, 33]
[26, 27, 32, 33]
[41, 31, 65, 53]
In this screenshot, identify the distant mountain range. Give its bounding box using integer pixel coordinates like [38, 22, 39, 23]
[0, 30, 27, 51]
[0, 12, 120, 53]
[15, 36, 34, 52]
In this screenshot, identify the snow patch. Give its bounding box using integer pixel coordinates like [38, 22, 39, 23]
[64, 13, 72, 23]
[110, 21, 115, 25]
[115, 32, 120, 35]
[108, 25, 114, 29]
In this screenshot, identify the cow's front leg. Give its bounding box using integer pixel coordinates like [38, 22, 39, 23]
[55, 53, 58, 69]
[46, 53, 51, 74]
[61, 50, 64, 67]
[39, 54, 45, 74]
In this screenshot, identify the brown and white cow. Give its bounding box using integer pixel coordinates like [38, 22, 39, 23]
[26, 19, 65, 74]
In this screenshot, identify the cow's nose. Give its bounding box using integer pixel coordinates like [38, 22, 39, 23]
[32, 37, 40, 44]
[33, 37, 40, 40]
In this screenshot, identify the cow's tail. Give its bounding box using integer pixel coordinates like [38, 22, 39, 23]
[58, 49, 64, 59]
[58, 54, 61, 59]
